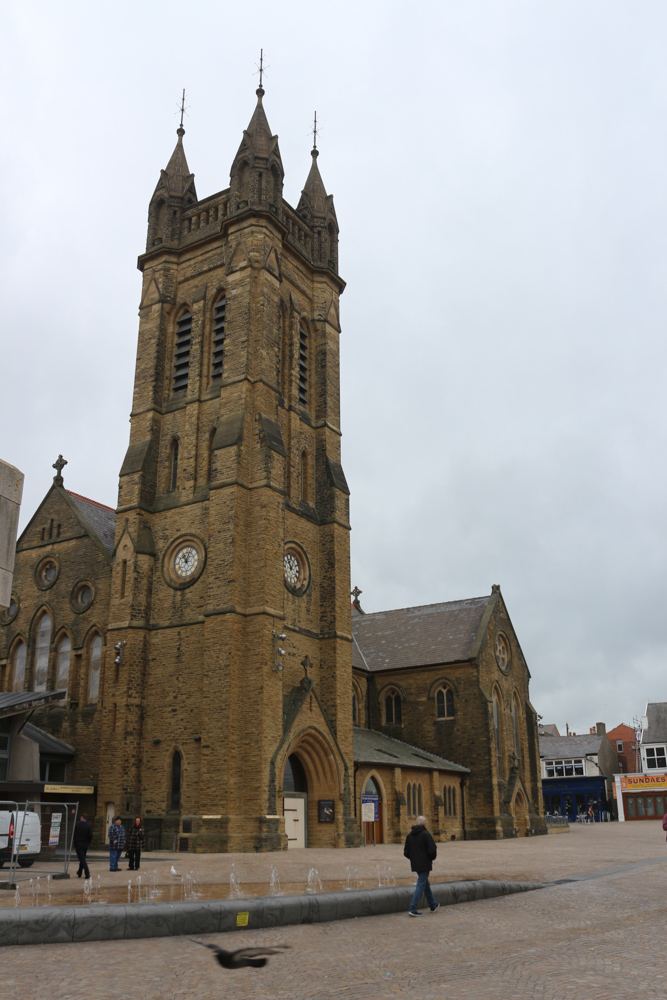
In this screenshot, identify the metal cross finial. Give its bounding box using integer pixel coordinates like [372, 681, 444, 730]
[255, 49, 269, 94]
[301, 654, 313, 679]
[176, 89, 189, 133]
[52, 454, 67, 486]
[309, 111, 322, 153]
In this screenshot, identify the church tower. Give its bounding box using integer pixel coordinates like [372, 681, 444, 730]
[97, 83, 357, 851]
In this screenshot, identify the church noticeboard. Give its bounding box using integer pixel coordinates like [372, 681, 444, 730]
[318, 800, 335, 823]
[361, 793, 379, 822]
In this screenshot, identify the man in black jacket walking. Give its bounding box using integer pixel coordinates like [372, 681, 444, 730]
[404, 815, 440, 916]
[73, 813, 93, 879]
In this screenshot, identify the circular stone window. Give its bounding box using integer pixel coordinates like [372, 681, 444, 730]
[36, 557, 59, 590]
[494, 632, 512, 673]
[283, 543, 310, 596]
[162, 535, 206, 589]
[0, 595, 19, 625]
[71, 582, 95, 614]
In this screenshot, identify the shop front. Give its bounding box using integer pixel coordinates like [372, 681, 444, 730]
[615, 773, 667, 821]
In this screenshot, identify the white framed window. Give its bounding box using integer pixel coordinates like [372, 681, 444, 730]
[645, 746, 667, 770]
[616, 740, 623, 753]
[544, 758, 585, 778]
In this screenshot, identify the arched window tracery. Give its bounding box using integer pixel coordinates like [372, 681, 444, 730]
[88, 634, 102, 704]
[34, 612, 52, 692]
[384, 690, 402, 726]
[12, 641, 26, 693]
[436, 686, 455, 719]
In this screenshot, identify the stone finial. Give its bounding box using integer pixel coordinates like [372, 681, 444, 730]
[351, 586, 365, 614]
[52, 454, 67, 486]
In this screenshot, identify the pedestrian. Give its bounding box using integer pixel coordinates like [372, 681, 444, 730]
[662, 810, 667, 841]
[404, 814, 440, 916]
[587, 805, 595, 824]
[73, 813, 93, 879]
[127, 815, 145, 871]
[108, 815, 126, 871]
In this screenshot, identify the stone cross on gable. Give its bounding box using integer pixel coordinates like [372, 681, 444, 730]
[351, 586, 362, 602]
[52, 454, 67, 486]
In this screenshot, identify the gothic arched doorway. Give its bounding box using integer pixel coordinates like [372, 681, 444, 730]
[362, 775, 384, 845]
[281, 727, 341, 848]
[283, 754, 308, 849]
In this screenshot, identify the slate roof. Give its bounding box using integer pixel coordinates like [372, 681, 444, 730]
[351, 596, 491, 673]
[353, 727, 468, 773]
[22, 723, 75, 758]
[539, 734, 603, 759]
[67, 491, 116, 554]
[0, 691, 67, 718]
[641, 703, 667, 745]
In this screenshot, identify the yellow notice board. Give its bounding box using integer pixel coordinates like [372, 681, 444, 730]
[620, 774, 667, 791]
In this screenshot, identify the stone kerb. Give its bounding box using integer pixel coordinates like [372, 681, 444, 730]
[0, 879, 545, 947]
[0, 459, 23, 610]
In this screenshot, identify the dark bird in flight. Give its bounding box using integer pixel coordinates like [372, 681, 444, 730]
[190, 939, 290, 969]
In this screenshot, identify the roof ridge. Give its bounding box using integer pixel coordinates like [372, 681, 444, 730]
[359, 727, 468, 771]
[66, 490, 115, 513]
[354, 595, 490, 620]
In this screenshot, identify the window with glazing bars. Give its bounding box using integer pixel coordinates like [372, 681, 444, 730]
[298, 327, 308, 406]
[211, 298, 226, 378]
[173, 311, 192, 391]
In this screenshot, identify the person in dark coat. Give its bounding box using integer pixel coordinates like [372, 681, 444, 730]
[108, 816, 126, 871]
[126, 816, 146, 871]
[404, 815, 439, 916]
[73, 813, 93, 879]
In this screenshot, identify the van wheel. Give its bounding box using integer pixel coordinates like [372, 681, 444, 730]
[17, 859, 34, 869]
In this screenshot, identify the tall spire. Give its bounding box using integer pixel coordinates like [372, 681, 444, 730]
[229, 55, 284, 214]
[297, 115, 339, 272]
[146, 91, 197, 250]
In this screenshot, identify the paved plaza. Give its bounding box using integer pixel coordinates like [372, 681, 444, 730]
[2, 822, 667, 999]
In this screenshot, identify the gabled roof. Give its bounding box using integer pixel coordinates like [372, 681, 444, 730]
[353, 727, 468, 773]
[0, 691, 66, 718]
[641, 703, 667, 745]
[23, 723, 75, 757]
[351, 596, 491, 673]
[66, 491, 116, 554]
[539, 734, 603, 758]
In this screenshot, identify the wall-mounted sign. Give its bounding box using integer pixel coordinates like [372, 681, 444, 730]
[318, 800, 335, 823]
[44, 785, 95, 795]
[361, 793, 379, 822]
[620, 774, 667, 791]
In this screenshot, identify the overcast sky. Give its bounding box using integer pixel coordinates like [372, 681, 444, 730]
[1, 1, 665, 735]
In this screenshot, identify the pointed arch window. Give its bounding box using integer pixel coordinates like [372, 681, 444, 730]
[298, 327, 308, 407]
[512, 696, 521, 768]
[412, 783, 417, 818]
[211, 297, 226, 379]
[171, 750, 182, 810]
[172, 311, 192, 392]
[352, 693, 357, 725]
[207, 428, 216, 481]
[436, 686, 455, 720]
[170, 439, 179, 491]
[493, 690, 503, 778]
[88, 634, 102, 704]
[56, 635, 71, 695]
[34, 612, 52, 693]
[417, 783, 423, 817]
[406, 782, 412, 817]
[12, 641, 26, 693]
[384, 690, 402, 726]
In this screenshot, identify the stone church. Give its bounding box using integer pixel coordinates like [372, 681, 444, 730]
[0, 85, 546, 851]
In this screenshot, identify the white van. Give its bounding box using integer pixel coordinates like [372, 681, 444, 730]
[0, 811, 41, 868]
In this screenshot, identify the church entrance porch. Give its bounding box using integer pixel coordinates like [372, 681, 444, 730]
[279, 729, 342, 848]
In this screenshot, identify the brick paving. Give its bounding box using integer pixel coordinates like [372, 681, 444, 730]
[3, 822, 667, 999]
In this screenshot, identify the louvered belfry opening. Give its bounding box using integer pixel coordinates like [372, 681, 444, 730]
[173, 311, 193, 391]
[298, 327, 308, 406]
[211, 297, 226, 379]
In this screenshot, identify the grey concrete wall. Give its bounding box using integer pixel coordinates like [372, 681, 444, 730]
[0, 460, 24, 610]
[7, 719, 39, 782]
[0, 879, 544, 947]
